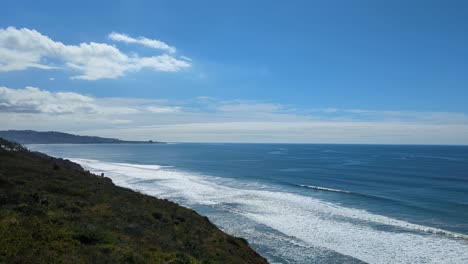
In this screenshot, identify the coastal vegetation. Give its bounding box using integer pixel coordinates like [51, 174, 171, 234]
[0, 138, 267, 263]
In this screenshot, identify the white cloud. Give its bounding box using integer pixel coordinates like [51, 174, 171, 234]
[108, 32, 176, 53]
[322, 108, 339, 113]
[0, 86, 183, 116]
[0, 86, 144, 115]
[312, 108, 468, 124]
[0, 27, 191, 80]
[0, 86, 96, 114]
[180, 56, 192, 61]
[147, 106, 181, 113]
[216, 101, 283, 113]
[1, 86, 468, 144]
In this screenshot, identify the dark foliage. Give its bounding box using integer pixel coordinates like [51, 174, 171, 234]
[0, 137, 27, 151]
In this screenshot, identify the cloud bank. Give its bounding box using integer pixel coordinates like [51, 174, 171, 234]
[1, 86, 468, 145]
[0, 27, 190, 80]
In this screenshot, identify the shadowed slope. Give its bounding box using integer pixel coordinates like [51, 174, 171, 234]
[0, 138, 267, 263]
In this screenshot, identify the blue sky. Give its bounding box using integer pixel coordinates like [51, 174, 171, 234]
[1, 0, 468, 144]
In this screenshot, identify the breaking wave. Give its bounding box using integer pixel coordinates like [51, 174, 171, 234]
[71, 158, 468, 264]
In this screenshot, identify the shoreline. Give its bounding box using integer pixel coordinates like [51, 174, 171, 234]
[0, 140, 268, 263]
[68, 154, 468, 264]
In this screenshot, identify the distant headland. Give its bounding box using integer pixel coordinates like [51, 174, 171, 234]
[0, 130, 163, 144]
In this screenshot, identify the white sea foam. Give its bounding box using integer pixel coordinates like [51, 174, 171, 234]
[299, 184, 352, 194]
[71, 158, 468, 264]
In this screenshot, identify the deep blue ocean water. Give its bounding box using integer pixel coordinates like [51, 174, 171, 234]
[29, 143, 468, 264]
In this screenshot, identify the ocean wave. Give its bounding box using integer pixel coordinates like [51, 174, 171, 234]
[71, 158, 468, 264]
[71, 158, 172, 172]
[297, 184, 401, 204]
[299, 184, 352, 194]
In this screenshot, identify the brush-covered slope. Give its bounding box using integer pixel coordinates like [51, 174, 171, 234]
[0, 138, 267, 264]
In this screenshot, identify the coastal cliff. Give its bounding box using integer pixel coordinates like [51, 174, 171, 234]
[0, 138, 267, 263]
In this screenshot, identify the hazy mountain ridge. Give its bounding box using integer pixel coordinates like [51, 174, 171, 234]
[0, 130, 162, 144]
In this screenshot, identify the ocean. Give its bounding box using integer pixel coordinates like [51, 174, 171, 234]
[28, 143, 468, 264]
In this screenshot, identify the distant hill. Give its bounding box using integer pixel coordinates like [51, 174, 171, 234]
[0, 130, 162, 144]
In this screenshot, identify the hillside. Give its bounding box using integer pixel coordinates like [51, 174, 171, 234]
[0, 130, 162, 144]
[0, 138, 267, 263]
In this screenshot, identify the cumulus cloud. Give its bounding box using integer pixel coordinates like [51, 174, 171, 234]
[108, 32, 176, 53]
[0, 86, 176, 115]
[0, 86, 146, 116]
[0, 27, 190, 80]
[0, 86, 96, 114]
